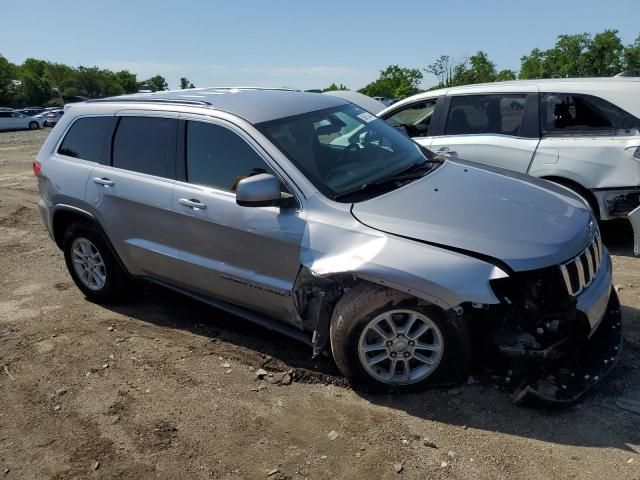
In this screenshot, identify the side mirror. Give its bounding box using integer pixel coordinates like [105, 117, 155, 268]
[236, 173, 296, 208]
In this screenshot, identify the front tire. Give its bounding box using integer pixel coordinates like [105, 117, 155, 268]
[29, 121, 39, 130]
[329, 283, 471, 392]
[63, 221, 129, 303]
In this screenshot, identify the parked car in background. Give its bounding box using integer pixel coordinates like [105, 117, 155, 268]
[379, 77, 640, 255]
[42, 109, 64, 127]
[16, 107, 45, 116]
[373, 96, 395, 107]
[33, 88, 620, 404]
[0, 110, 41, 130]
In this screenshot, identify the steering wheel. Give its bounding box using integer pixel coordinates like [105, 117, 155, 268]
[340, 143, 360, 164]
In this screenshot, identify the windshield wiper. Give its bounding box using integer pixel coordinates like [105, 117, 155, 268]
[333, 160, 440, 202]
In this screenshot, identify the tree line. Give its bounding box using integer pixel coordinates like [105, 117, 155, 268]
[1, 29, 639, 107]
[356, 29, 640, 100]
[0, 56, 197, 107]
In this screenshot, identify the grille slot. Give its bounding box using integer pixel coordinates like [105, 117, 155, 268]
[559, 233, 602, 296]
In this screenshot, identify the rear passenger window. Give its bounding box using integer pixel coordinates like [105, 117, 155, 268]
[186, 121, 274, 192]
[540, 93, 639, 134]
[58, 117, 116, 164]
[112, 116, 177, 178]
[445, 94, 527, 136]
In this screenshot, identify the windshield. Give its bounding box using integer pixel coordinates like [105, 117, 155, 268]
[257, 104, 438, 201]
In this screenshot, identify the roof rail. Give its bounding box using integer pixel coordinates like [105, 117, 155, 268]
[86, 97, 213, 106]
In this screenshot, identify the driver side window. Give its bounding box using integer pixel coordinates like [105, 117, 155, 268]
[186, 121, 275, 192]
[383, 99, 438, 138]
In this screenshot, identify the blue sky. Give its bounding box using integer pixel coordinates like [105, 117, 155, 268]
[2, 0, 639, 90]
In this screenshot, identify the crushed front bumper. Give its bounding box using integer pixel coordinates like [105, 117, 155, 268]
[512, 289, 622, 406]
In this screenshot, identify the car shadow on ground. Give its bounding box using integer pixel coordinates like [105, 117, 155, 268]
[100, 279, 640, 452]
[103, 283, 348, 385]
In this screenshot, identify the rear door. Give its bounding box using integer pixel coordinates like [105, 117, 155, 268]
[429, 86, 540, 173]
[85, 111, 183, 283]
[528, 92, 640, 191]
[172, 115, 305, 322]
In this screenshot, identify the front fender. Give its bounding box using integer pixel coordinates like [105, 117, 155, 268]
[300, 201, 507, 310]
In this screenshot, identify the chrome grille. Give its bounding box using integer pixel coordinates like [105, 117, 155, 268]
[559, 233, 602, 296]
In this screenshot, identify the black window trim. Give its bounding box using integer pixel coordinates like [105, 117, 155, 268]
[177, 115, 302, 208]
[55, 114, 118, 164]
[109, 113, 179, 180]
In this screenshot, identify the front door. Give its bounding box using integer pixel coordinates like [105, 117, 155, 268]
[173, 116, 305, 323]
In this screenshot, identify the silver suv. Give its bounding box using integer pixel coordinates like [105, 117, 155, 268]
[35, 88, 622, 404]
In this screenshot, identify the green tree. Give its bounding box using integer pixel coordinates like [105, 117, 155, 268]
[623, 35, 640, 74]
[359, 65, 423, 99]
[0, 54, 17, 105]
[74, 67, 124, 98]
[321, 82, 348, 92]
[495, 69, 517, 81]
[585, 30, 623, 76]
[44, 62, 76, 94]
[519, 48, 547, 79]
[179, 77, 195, 89]
[145, 75, 168, 92]
[425, 55, 457, 88]
[115, 70, 138, 93]
[442, 51, 515, 86]
[18, 72, 52, 106]
[19, 58, 48, 78]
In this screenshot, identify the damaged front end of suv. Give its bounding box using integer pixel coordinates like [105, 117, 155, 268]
[289, 156, 623, 406]
[475, 231, 622, 404]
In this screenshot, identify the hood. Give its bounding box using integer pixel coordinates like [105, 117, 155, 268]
[351, 160, 595, 271]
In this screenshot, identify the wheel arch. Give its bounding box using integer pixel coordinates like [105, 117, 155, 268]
[52, 206, 131, 276]
[52, 206, 96, 249]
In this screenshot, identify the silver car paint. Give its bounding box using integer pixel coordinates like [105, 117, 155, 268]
[299, 193, 508, 310]
[352, 159, 594, 271]
[36, 93, 611, 338]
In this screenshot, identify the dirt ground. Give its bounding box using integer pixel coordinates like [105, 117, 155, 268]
[0, 128, 639, 480]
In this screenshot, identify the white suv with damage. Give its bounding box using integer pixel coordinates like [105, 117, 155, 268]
[379, 78, 640, 254]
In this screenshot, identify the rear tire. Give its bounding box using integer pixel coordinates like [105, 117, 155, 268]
[329, 283, 471, 392]
[28, 121, 39, 130]
[63, 221, 129, 303]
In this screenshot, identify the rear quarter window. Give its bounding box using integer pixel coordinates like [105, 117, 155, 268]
[540, 93, 640, 134]
[58, 116, 116, 164]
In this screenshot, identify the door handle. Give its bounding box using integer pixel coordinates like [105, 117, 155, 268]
[178, 198, 207, 210]
[92, 177, 114, 187]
